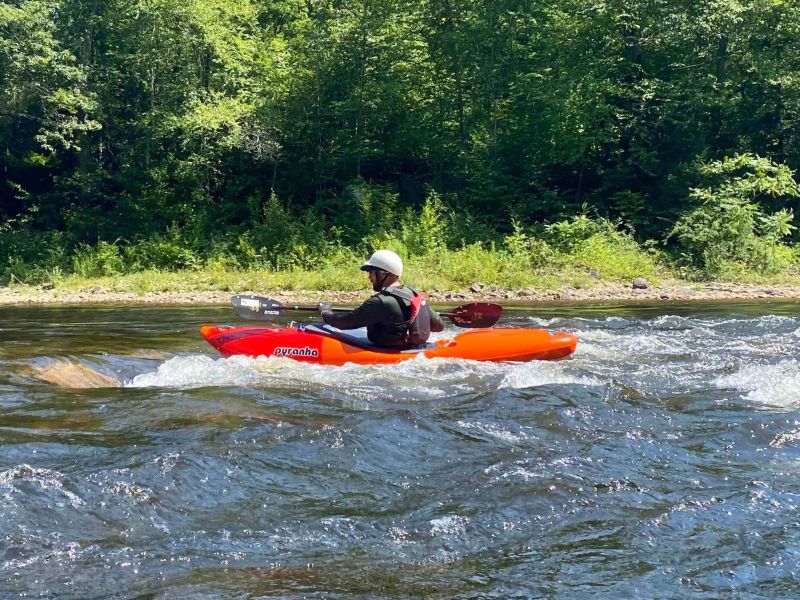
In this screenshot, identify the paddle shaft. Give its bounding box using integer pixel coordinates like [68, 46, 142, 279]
[280, 304, 350, 313]
[272, 303, 461, 317]
[231, 294, 502, 328]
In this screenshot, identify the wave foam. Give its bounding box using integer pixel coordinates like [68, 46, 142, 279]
[126, 354, 505, 401]
[715, 360, 800, 407]
[499, 360, 603, 389]
[127, 355, 285, 388]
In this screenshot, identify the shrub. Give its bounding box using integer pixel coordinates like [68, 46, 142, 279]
[545, 214, 660, 280]
[566, 231, 660, 280]
[545, 212, 615, 252]
[0, 226, 71, 284]
[351, 181, 399, 242]
[72, 241, 125, 277]
[125, 238, 200, 271]
[504, 219, 554, 269]
[247, 192, 298, 265]
[411, 242, 510, 288]
[400, 191, 451, 256]
[306, 182, 399, 247]
[670, 154, 799, 276]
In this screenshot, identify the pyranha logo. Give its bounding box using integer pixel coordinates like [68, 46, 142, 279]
[273, 346, 320, 358]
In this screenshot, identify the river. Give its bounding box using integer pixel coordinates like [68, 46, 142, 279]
[1, 301, 799, 598]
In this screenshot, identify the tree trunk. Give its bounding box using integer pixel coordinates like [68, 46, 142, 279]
[355, 0, 369, 178]
[716, 35, 729, 84]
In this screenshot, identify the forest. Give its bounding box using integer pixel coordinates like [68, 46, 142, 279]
[2, 0, 800, 288]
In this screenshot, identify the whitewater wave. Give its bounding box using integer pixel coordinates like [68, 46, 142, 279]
[127, 354, 286, 388]
[125, 354, 498, 403]
[499, 360, 604, 389]
[715, 360, 800, 408]
[126, 350, 601, 403]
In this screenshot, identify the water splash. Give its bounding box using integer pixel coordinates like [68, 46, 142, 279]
[128, 354, 284, 388]
[499, 360, 603, 389]
[715, 360, 800, 408]
[0, 464, 85, 508]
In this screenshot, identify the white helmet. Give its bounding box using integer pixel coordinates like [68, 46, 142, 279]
[360, 249, 403, 276]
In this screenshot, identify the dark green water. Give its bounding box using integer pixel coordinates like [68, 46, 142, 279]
[1, 301, 800, 599]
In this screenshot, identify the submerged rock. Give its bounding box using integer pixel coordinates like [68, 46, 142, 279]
[30, 358, 120, 389]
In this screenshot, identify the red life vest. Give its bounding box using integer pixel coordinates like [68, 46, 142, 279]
[380, 286, 432, 347]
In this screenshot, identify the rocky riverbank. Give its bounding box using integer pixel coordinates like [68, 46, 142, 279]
[2, 280, 800, 306]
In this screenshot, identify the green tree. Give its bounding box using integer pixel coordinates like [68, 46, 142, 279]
[671, 154, 800, 275]
[0, 0, 99, 222]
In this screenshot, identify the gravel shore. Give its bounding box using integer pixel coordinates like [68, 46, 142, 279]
[2, 281, 800, 306]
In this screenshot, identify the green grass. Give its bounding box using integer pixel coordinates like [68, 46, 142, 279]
[7, 259, 800, 300]
[0, 244, 669, 296]
[6, 213, 800, 297]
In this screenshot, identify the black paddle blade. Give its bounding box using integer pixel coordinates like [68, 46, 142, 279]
[442, 302, 502, 328]
[231, 294, 285, 320]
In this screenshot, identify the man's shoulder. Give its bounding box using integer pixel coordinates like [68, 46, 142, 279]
[380, 285, 416, 300]
[360, 294, 390, 309]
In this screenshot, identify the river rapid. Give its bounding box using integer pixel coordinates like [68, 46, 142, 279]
[1, 302, 799, 599]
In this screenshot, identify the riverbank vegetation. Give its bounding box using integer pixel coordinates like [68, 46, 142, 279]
[2, 0, 800, 293]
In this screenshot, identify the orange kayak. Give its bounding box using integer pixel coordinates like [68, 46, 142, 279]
[200, 324, 578, 365]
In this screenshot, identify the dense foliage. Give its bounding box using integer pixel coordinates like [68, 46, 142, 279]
[2, 0, 800, 284]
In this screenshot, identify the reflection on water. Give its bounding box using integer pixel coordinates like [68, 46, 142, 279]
[1, 301, 800, 598]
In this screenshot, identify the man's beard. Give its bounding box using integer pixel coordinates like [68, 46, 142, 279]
[372, 272, 389, 292]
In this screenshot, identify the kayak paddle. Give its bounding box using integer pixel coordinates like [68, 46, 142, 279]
[231, 294, 502, 328]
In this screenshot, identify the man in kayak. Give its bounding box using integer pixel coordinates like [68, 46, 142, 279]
[318, 249, 444, 348]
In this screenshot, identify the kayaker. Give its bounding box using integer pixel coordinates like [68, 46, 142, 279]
[318, 249, 444, 348]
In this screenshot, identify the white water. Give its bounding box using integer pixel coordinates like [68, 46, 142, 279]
[117, 313, 800, 409]
[127, 352, 601, 399]
[715, 360, 800, 408]
[7, 304, 800, 600]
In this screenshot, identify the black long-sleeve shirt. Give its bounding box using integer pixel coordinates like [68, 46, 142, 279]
[321, 291, 444, 348]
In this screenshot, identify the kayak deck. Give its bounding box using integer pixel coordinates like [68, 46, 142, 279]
[200, 324, 578, 365]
